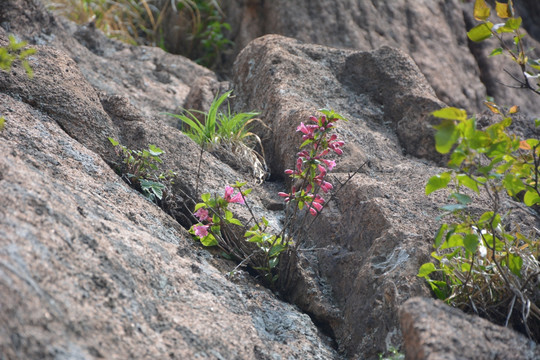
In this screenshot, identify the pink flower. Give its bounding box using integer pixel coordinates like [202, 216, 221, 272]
[193, 224, 210, 237]
[307, 195, 325, 216]
[296, 122, 318, 141]
[321, 159, 336, 171]
[224, 186, 245, 204]
[319, 181, 333, 193]
[278, 192, 292, 202]
[328, 140, 344, 155]
[194, 208, 210, 222]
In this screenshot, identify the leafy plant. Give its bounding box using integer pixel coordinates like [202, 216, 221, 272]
[108, 137, 176, 203]
[0, 35, 37, 132]
[378, 346, 404, 360]
[166, 90, 267, 185]
[0, 35, 36, 78]
[419, 0, 540, 339]
[166, 90, 261, 148]
[467, 0, 539, 96]
[189, 110, 358, 286]
[44, 0, 232, 68]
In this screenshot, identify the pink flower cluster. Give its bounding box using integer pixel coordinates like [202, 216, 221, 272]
[279, 113, 345, 216]
[192, 186, 244, 239]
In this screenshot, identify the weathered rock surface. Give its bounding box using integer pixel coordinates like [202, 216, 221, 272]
[231, 34, 539, 359]
[0, 1, 338, 359]
[222, 0, 540, 117]
[232, 34, 442, 358]
[400, 297, 540, 360]
[0, 92, 337, 359]
[2, 1, 539, 360]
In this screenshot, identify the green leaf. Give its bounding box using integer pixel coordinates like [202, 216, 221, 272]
[457, 174, 479, 193]
[228, 218, 243, 226]
[200, 234, 217, 247]
[432, 107, 467, 121]
[429, 280, 450, 300]
[0, 116, 4, 132]
[269, 257, 279, 269]
[441, 204, 468, 212]
[247, 235, 262, 243]
[479, 211, 495, 224]
[434, 120, 459, 154]
[201, 193, 211, 203]
[508, 253, 523, 277]
[417, 263, 437, 278]
[318, 108, 348, 121]
[434, 224, 449, 248]
[449, 192, 472, 205]
[464, 234, 479, 253]
[514, 34, 526, 45]
[489, 47, 503, 57]
[441, 234, 464, 249]
[503, 173, 525, 196]
[524, 190, 540, 206]
[528, 59, 540, 71]
[148, 144, 164, 156]
[505, 17, 522, 30]
[467, 22, 494, 42]
[300, 138, 314, 149]
[269, 243, 286, 257]
[108, 137, 119, 146]
[194, 203, 206, 211]
[426, 172, 451, 195]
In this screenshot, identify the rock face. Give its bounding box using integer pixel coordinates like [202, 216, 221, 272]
[400, 297, 540, 360]
[232, 34, 442, 358]
[222, 0, 540, 117]
[0, 1, 337, 359]
[1, 1, 539, 360]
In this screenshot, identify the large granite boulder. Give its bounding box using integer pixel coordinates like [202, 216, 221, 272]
[400, 297, 540, 360]
[222, 0, 540, 117]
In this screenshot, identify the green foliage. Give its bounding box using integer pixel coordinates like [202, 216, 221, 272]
[420, 104, 540, 331]
[378, 347, 404, 360]
[0, 35, 36, 78]
[44, 0, 232, 68]
[467, 0, 539, 95]
[108, 138, 176, 203]
[189, 111, 354, 287]
[166, 90, 261, 149]
[419, 0, 540, 337]
[190, 181, 287, 284]
[0, 36, 37, 132]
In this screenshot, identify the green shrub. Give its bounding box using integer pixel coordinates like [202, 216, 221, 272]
[0, 35, 36, 78]
[108, 138, 176, 203]
[188, 110, 353, 286]
[0, 35, 37, 132]
[166, 91, 260, 148]
[165, 90, 267, 183]
[43, 0, 232, 68]
[419, 0, 540, 339]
